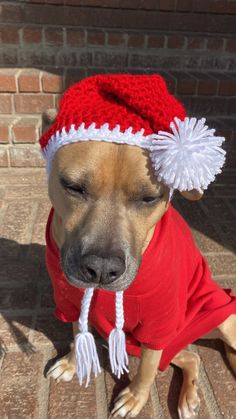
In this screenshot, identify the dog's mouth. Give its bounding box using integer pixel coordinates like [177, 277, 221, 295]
[60, 245, 139, 292]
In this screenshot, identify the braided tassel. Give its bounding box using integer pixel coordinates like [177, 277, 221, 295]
[108, 291, 129, 378]
[75, 288, 101, 387]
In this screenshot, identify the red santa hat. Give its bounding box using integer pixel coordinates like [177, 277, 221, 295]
[40, 74, 226, 192]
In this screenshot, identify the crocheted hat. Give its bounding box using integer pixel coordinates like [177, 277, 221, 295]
[40, 74, 226, 386]
[40, 74, 226, 192]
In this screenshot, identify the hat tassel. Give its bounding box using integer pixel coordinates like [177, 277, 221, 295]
[108, 291, 129, 379]
[75, 287, 101, 387]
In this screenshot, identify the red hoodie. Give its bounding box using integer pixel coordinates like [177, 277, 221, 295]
[45, 205, 236, 371]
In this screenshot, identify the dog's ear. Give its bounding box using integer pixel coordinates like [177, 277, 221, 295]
[180, 189, 204, 201]
[42, 108, 57, 134]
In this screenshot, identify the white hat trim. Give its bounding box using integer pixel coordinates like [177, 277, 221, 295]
[42, 117, 226, 192]
[42, 122, 152, 174]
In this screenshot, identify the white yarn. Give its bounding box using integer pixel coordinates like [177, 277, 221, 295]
[75, 288, 128, 386]
[75, 288, 101, 387]
[108, 291, 129, 378]
[42, 122, 152, 174]
[150, 117, 226, 192]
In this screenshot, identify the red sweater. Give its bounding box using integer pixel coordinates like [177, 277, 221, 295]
[45, 205, 236, 371]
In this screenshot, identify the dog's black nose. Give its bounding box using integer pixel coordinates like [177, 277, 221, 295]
[80, 253, 125, 284]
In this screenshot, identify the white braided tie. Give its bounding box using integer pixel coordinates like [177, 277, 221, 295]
[108, 291, 129, 378]
[75, 288, 101, 387]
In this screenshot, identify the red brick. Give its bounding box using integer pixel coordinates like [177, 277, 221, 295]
[0, 147, 9, 166]
[0, 116, 16, 144]
[42, 71, 64, 93]
[0, 125, 9, 143]
[176, 0, 192, 11]
[12, 117, 40, 144]
[14, 94, 54, 113]
[0, 69, 17, 92]
[107, 31, 126, 46]
[87, 29, 105, 45]
[93, 51, 127, 67]
[66, 28, 85, 46]
[187, 36, 205, 49]
[0, 94, 12, 113]
[45, 27, 64, 45]
[0, 352, 42, 418]
[127, 33, 146, 48]
[9, 146, 45, 167]
[218, 78, 236, 96]
[23, 26, 42, 43]
[207, 37, 224, 50]
[190, 71, 218, 96]
[147, 34, 165, 48]
[18, 69, 41, 93]
[2, 47, 18, 66]
[226, 38, 236, 52]
[0, 4, 23, 23]
[159, 0, 176, 10]
[172, 71, 197, 95]
[48, 375, 97, 418]
[0, 26, 20, 43]
[160, 70, 176, 93]
[167, 35, 185, 48]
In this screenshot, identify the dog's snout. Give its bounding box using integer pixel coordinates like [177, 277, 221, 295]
[80, 253, 125, 284]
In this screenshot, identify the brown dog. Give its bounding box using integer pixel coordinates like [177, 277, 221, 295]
[45, 140, 236, 418]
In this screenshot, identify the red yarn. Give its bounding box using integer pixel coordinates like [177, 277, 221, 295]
[39, 74, 186, 150]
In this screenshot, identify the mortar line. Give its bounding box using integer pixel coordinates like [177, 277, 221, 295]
[24, 200, 40, 247]
[95, 369, 109, 419]
[0, 202, 9, 227]
[37, 346, 52, 419]
[0, 351, 5, 374]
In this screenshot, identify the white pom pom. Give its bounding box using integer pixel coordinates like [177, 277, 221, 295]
[150, 117, 226, 192]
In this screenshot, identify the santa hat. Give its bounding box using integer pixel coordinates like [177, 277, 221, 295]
[39, 74, 226, 385]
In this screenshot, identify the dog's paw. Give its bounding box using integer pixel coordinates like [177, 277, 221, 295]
[178, 384, 200, 419]
[111, 385, 149, 418]
[47, 355, 76, 382]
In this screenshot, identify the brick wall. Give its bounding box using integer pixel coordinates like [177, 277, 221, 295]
[0, 0, 236, 167]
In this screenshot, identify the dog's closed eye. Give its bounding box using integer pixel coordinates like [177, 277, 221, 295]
[141, 194, 163, 204]
[59, 176, 88, 199]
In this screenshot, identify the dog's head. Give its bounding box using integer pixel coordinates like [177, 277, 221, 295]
[48, 141, 202, 291]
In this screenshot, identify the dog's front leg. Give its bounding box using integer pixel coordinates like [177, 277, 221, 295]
[111, 347, 162, 418]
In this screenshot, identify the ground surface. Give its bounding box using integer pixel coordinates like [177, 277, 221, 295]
[0, 168, 235, 419]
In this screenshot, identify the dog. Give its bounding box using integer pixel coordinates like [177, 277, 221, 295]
[45, 139, 236, 418]
[39, 74, 236, 418]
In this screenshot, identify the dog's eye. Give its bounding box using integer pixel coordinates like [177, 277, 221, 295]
[66, 185, 86, 195]
[60, 178, 87, 198]
[141, 194, 163, 204]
